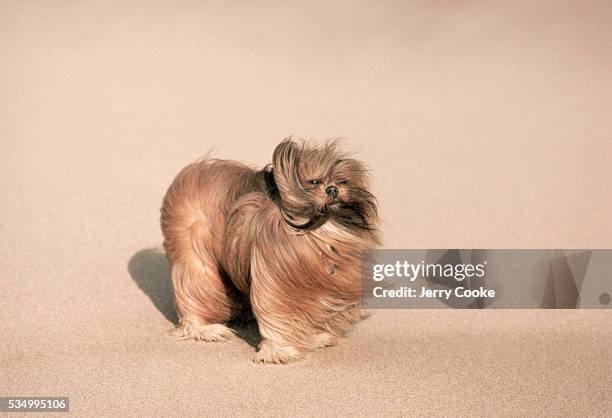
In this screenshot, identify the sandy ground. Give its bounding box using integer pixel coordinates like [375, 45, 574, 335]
[1, 1, 611, 416]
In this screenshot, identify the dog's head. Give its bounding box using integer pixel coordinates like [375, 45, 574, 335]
[270, 137, 378, 230]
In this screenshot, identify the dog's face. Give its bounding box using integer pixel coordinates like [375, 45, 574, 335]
[271, 138, 378, 229]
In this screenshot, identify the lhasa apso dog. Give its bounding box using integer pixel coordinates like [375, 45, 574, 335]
[160, 137, 380, 363]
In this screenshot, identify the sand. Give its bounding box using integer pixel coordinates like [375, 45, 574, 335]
[1, 1, 611, 416]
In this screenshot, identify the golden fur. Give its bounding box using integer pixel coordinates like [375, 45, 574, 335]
[160, 138, 380, 363]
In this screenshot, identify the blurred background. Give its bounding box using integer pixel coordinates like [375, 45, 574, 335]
[1, 1, 610, 415]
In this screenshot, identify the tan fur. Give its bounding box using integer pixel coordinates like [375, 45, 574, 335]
[160, 138, 380, 363]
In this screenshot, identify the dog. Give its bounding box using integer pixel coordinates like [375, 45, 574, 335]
[160, 137, 380, 363]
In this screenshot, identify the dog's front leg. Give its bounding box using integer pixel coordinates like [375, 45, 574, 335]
[249, 281, 305, 364]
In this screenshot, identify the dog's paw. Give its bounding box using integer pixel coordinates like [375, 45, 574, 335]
[312, 332, 338, 349]
[253, 340, 303, 365]
[168, 322, 235, 342]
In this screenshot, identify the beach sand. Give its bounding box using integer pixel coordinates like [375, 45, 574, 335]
[1, 1, 611, 415]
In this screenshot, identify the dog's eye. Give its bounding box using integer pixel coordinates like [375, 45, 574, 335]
[308, 179, 321, 185]
[337, 179, 348, 184]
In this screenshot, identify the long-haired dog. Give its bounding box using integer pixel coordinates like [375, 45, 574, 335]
[160, 138, 380, 363]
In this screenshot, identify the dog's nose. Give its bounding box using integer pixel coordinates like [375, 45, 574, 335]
[326, 185, 338, 198]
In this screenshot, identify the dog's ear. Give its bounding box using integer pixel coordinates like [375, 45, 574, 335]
[272, 137, 302, 186]
[271, 137, 312, 227]
[271, 137, 306, 197]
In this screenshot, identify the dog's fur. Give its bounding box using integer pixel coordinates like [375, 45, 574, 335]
[160, 138, 380, 363]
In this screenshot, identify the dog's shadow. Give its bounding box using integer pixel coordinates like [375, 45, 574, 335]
[128, 248, 261, 348]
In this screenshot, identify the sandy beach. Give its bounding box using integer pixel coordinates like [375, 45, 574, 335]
[1, 1, 611, 415]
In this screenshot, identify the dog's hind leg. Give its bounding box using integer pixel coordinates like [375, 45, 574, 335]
[168, 259, 236, 342]
[165, 220, 238, 342]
